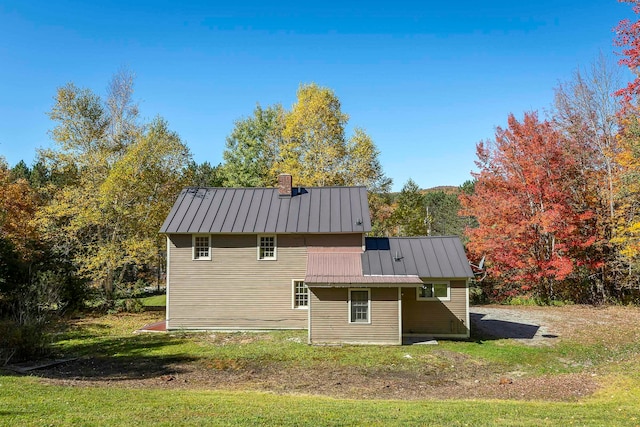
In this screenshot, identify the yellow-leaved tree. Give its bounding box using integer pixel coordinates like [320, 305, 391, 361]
[612, 113, 640, 275]
[278, 83, 349, 186]
[39, 71, 191, 301]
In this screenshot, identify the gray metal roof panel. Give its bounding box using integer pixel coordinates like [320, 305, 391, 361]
[307, 188, 320, 232]
[340, 188, 351, 232]
[220, 189, 242, 232]
[410, 238, 431, 277]
[362, 237, 473, 279]
[263, 192, 279, 231]
[433, 238, 453, 277]
[242, 188, 262, 232]
[175, 188, 204, 233]
[330, 188, 341, 232]
[420, 238, 440, 276]
[254, 190, 271, 232]
[200, 190, 223, 233]
[159, 188, 185, 233]
[357, 187, 372, 231]
[296, 190, 310, 232]
[318, 189, 330, 232]
[232, 189, 252, 232]
[160, 186, 371, 234]
[191, 189, 215, 233]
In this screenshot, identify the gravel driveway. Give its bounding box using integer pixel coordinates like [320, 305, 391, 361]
[470, 306, 561, 345]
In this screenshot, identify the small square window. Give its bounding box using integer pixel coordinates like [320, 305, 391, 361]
[258, 235, 276, 260]
[417, 282, 450, 301]
[193, 235, 211, 260]
[349, 289, 370, 323]
[293, 280, 308, 309]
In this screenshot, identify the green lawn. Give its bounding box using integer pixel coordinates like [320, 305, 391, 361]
[139, 294, 166, 307]
[1, 374, 639, 426]
[1, 310, 640, 426]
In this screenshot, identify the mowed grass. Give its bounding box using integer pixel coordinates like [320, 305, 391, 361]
[1, 310, 640, 426]
[138, 294, 166, 306]
[1, 373, 639, 426]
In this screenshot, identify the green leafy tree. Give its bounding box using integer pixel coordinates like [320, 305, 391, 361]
[186, 161, 224, 187]
[391, 179, 429, 236]
[220, 83, 392, 230]
[221, 84, 390, 191]
[221, 104, 284, 187]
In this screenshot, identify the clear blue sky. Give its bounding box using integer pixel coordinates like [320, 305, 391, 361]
[0, 1, 635, 191]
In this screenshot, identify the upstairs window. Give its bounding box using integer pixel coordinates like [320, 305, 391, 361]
[417, 282, 450, 301]
[258, 235, 277, 260]
[293, 280, 309, 309]
[193, 235, 211, 260]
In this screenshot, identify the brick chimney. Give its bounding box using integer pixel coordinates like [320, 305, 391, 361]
[278, 173, 292, 198]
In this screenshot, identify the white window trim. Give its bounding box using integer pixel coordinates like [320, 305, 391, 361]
[257, 234, 277, 260]
[416, 281, 450, 301]
[192, 234, 211, 261]
[292, 279, 309, 310]
[348, 288, 371, 324]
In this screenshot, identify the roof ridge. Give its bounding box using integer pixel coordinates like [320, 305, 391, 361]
[181, 185, 368, 190]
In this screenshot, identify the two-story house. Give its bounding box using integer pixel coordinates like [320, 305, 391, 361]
[160, 174, 473, 344]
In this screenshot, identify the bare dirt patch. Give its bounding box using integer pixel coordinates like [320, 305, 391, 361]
[35, 355, 599, 401]
[25, 305, 640, 401]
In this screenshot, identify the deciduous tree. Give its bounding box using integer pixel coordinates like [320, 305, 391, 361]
[461, 112, 597, 301]
[277, 83, 349, 186]
[39, 74, 191, 300]
[221, 104, 284, 187]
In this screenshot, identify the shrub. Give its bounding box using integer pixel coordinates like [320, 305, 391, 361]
[110, 298, 144, 314]
[0, 319, 51, 365]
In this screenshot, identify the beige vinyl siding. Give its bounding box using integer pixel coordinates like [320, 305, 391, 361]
[309, 287, 400, 345]
[167, 233, 362, 330]
[402, 279, 468, 336]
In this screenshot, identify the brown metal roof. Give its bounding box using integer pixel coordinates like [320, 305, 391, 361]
[159, 186, 372, 234]
[362, 237, 473, 279]
[305, 252, 422, 285]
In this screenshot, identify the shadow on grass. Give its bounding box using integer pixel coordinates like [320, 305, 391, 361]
[470, 313, 540, 340]
[5, 333, 197, 382]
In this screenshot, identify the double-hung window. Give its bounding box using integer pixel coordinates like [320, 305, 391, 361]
[258, 235, 276, 260]
[417, 282, 450, 301]
[349, 289, 370, 323]
[193, 235, 211, 260]
[293, 280, 309, 309]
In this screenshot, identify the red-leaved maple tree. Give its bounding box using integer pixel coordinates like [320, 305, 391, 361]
[460, 112, 597, 300]
[615, 0, 640, 106]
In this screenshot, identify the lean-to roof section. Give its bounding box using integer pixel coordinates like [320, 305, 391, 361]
[362, 237, 473, 279]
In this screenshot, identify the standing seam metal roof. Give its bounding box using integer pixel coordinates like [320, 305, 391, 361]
[159, 186, 372, 234]
[362, 237, 473, 279]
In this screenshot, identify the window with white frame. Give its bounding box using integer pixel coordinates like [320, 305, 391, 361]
[258, 235, 276, 260]
[193, 235, 211, 260]
[293, 280, 308, 309]
[349, 289, 370, 323]
[417, 282, 450, 301]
